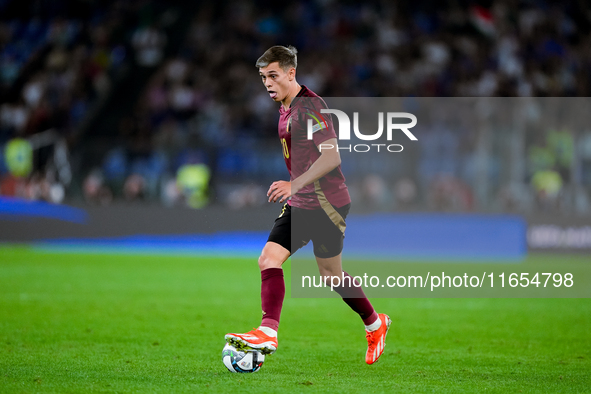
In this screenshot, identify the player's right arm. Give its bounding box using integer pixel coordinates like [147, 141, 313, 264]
[289, 137, 340, 193]
[267, 137, 341, 203]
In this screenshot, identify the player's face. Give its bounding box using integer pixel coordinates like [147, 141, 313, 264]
[259, 62, 295, 103]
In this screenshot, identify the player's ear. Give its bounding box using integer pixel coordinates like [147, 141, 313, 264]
[288, 67, 296, 81]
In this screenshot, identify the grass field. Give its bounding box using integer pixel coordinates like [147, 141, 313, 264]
[0, 246, 590, 393]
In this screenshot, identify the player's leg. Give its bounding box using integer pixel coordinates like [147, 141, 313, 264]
[312, 202, 392, 364]
[258, 241, 290, 332]
[315, 252, 391, 364]
[312, 205, 378, 325]
[225, 241, 289, 354]
[315, 252, 378, 326]
[225, 203, 296, 355]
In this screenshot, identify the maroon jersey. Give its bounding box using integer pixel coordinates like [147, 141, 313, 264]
[277, 86, 350, 210]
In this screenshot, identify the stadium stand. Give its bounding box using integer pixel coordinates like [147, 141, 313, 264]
[1, 0, 591, 214]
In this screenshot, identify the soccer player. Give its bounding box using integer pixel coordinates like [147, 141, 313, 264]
[225, 46, 391, 364]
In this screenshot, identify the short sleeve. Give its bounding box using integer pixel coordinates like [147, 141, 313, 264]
[297, 97, 337, 146]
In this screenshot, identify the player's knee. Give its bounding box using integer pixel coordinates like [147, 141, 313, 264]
[258, 252, 282, 271]
[318, 266, 342, 278]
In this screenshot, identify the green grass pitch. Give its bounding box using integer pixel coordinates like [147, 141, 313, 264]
[0, 246, 589, 393]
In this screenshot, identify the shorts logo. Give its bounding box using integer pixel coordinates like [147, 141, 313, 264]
[278, 203, 287, 218]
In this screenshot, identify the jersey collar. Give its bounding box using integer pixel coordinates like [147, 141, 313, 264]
[279, 85, 306, 114]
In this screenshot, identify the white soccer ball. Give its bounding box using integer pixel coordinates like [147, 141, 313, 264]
[222, 343, 265, 373]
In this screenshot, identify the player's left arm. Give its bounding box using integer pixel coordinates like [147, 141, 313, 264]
[267, 138, 341, 203]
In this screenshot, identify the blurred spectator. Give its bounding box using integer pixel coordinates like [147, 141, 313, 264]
[176, 163, 210, 209]
[532, 168, 563, 211]
[132, 23, 166, 67]
[393, 177, 418, 209]
[429, 175, 474, 212]
[361, 174, 391, 210]
[83, 169, 113, 205]
[226, 184, 266, 210]
[580, 132, 591, 187]
[123, 173, 145, 201]
[4, 137, 32, 177]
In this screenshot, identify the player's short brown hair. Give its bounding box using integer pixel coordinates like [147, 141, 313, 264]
[256, 45, 298, 71]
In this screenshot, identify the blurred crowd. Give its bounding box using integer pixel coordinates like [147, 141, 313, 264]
[0, 0, 165, 202]
[0, 0, 149, 142]
[2, 0, 591, 213]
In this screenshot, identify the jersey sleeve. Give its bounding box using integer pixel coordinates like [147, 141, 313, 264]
[298, 97, 337, 147]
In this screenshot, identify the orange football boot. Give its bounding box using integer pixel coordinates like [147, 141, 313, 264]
[365, 313, 392, 364]
[225, 328, 278, 355]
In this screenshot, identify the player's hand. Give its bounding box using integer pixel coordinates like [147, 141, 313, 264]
[267, 180, 293, 203]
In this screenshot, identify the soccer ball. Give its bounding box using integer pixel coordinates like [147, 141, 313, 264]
[222, 343, 265, 373]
